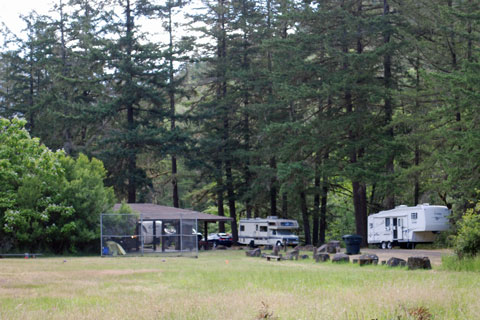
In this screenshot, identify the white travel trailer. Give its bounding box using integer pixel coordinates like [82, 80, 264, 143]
[367, 204, 450, 249]
[238, 216, 300, 247]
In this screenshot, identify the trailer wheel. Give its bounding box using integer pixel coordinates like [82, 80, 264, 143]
[387, 242, 392, 249]
[381, 242, 387, 250]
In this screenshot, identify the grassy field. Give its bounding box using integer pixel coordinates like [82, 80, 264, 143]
[0, 250, 479, 320]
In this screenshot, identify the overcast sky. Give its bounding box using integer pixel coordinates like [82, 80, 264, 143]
[0, 0, 53, 36]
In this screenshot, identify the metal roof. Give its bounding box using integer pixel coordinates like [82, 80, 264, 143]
[112, 203, 233, 222]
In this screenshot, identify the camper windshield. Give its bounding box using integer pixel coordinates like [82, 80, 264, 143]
[275, 230, 295, 236]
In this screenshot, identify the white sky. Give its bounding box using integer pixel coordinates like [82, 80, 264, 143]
[0, 0, 53, 35]
[0, 0, 206, 47]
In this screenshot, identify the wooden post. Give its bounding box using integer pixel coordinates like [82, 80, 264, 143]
[161, 221, 166, 252]
[153, 220, 157, 251]
[204, 221, 208, 250]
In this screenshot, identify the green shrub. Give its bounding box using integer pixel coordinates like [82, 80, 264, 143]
[0, 117, 114, 253]
[453, 199, 480, 258]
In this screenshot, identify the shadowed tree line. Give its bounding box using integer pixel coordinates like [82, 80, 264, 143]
[1, 0, 479, 246]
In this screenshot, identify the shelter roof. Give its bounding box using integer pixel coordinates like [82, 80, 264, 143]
[112, 203, 233, 222]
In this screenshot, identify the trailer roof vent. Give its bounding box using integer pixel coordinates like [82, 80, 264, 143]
[422, 203, 430, 206]
[266, 216, 279, 219]
[396, 205, 407, 208]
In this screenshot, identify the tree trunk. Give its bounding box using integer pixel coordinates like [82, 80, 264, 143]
[270, 157, 277, 217]
[168, 3, 179, 208]
[312, 161, 320, 246]
[281, 193, 288, 218]
[300, 191, 311, 245]
[383, 0, 395, 209]
[126, 0, 136, 203]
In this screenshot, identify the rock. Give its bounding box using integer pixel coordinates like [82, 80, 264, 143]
[352, 259, 358, 264]
[285, 249, 299, 260]
[300, 254, 309, 259]
[245, 248, 261, 257]
[332, 253, 350, 263]
[358, 254, 379, 266]
[381, 260, 386, 265]
[316, 244, 328, 253]
[386, 257, 407, 267]
[407, 256, 432, 270]
[315, 253, 330, 263]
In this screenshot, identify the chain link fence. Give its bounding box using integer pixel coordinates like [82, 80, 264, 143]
[100, 214, 198, 257]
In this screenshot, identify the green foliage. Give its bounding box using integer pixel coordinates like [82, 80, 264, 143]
[453, 198, 480, 258]
[0, 117, 114, 253]
[441, 255, 480, 272]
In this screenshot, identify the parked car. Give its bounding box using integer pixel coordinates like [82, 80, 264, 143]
[207, 233, 233, 247]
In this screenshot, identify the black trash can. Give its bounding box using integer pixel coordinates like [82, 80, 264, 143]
[342, 235, 362, 255]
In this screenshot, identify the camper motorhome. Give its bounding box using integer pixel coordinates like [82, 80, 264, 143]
[238, 216, 299, 247]
[367, 204, 450, 249]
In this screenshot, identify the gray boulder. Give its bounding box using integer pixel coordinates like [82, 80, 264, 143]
[245, 248, 261, 257]
[315, 253, 330, 263]
[358, 254, 379, 266]
[332, 253, 350, 263]
[387, 257, 406, 267]
[407, 256, 432, 270]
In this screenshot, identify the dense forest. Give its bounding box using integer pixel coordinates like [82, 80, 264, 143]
[1, 0, 479, 248]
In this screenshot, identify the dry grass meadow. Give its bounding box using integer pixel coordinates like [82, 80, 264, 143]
[0, 250, 479, 319]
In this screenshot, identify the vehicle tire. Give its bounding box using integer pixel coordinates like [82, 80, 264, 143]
[387, 242, 392, 249]
[213, 241, 218, 248]
[276, 241, 283, 248]
[381, 242, 387, 250]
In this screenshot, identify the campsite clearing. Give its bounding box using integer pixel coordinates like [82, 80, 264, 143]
[0, 250, 478, 319]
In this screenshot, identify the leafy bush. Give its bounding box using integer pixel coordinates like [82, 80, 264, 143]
[453, 198, 480, 258]
[0, 117, 114, 253]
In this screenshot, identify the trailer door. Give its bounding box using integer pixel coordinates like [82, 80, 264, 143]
[392, 218, 398, 240]
[397, 218, 404, 240]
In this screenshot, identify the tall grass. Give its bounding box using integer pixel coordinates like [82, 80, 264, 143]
[0, 251, 479, 319]
[441, 255, 480, 272]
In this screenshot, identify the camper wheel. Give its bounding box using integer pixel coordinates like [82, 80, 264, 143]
[276, 241, 283, 248]
[387, 241, 392, 249]
[381, 242, 387, 250]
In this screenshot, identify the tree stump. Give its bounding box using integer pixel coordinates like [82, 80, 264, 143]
[407, 256, 432, 270]
[387, 257, 407, 267]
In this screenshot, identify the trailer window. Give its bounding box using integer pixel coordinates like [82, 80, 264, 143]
[260, 226, 267, 232]
[385, 218, 390, 228]
[240, 225, 245, 231]
[369, 223, 373, 229]
[411, 212, 418, 220]
[272, 230, 277, 235]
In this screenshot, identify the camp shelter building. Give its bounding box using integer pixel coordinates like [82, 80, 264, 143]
[101, 203, 233, 257]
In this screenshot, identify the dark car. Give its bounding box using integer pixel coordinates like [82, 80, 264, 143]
[207, 233, 233, 247]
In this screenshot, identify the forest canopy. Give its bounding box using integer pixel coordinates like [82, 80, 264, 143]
[0, 0, 479, 248]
